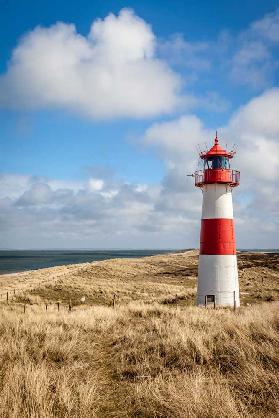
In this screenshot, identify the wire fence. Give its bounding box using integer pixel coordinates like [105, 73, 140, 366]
[0, 288, 119, 313]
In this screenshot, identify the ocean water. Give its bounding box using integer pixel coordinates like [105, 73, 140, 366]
[0, 249, 179, 275]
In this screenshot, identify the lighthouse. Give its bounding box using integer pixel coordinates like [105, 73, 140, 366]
[195, 134, 240, 307]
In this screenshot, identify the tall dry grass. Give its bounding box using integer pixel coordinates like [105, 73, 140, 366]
[115, 303, 279, 417]
[0, 302, 278, 417]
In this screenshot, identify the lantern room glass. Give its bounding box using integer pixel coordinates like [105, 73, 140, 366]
[205, 156, 229, 169]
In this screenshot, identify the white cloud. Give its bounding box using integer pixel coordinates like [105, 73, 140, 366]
[142, 88, 279, 247]
[225, 88, 279, 181]
[0, 173, 33, 199]
[17, 183, 53, 206]
[88, 178, 104, 191]
[228, 88, 279, 137]
[159, 34, 211, 71]
[144, 114, 212, 172]
[160, 8, 279, 91]
[48, 179, 83, 192]
[143, 89, 279, 187]
[230, 41, 271, 88]
[230, 9, 279, 88]
[250, 8, 279, 43]
[0, 9, 181, 119]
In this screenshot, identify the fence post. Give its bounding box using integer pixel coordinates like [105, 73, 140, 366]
[233, 291, 236, 311]
[213, 296, 216, 309]
[69, 300, 72, 312]
[45, 303, 48, 311]
[23, 304, 26, 314]
[57, 302, 60, 311]
[204, 295, 207, 308]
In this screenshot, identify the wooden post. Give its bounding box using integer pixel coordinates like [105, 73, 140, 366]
[23, 304, 26, 313]
[6, 292, 9, 302]
[45, 304, 48, 311]
[261, 277, 264, 284]
[213, 296, 216, 310]
[69, 300, 72, 312]
[204, 295, 207, 308]
[233, 291, 236, 311]
[57, 302, 60, 311]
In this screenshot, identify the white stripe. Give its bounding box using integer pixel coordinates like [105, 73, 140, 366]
[197, 254, 240, 307]
[201, 184, 233, 219]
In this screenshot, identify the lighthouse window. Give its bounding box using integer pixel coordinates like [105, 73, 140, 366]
[211, 157, 229, 169]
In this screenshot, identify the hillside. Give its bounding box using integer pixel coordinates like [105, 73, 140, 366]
[0, 250, 278, 417]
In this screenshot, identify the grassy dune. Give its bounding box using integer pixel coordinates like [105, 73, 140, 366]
[0, 251, 278, 417]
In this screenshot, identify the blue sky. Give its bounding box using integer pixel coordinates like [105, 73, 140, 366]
[0, 1, 278, 248]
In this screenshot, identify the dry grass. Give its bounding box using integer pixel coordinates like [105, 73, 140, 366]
[0, 302, 278, 417]
[0, 251, 278, 417]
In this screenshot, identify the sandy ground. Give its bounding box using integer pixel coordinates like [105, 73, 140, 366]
[0, 250, 278, 307]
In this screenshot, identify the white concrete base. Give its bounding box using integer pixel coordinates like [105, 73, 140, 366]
[197, 254, 240, 307]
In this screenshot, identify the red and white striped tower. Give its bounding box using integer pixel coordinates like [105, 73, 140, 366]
[195, 134, 240, 307]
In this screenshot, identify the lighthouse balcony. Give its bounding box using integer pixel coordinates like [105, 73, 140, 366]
[195, 169, 240, 187]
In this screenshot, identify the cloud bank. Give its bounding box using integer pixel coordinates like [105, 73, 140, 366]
[1, 89, 278, 249]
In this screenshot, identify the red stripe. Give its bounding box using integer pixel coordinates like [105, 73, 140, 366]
[200, 218, 236, 255]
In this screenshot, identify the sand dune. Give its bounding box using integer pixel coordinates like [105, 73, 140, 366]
[0, 250, 278, 307]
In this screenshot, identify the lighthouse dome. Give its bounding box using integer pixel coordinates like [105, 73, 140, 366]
[200, 133, 235, 159]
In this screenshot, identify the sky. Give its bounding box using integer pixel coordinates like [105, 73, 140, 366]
[0, 0, 279, 249]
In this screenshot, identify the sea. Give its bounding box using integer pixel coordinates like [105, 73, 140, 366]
[0, 249, 181, 275]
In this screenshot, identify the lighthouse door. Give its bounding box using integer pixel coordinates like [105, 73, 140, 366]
[205, 294, 216, 309]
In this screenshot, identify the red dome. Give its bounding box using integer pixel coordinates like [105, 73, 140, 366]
[200, 133, 235, 159]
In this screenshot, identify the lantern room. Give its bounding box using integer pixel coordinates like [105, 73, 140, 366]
[195, 133, 240, 188]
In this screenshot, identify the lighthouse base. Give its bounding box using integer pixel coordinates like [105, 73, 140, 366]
[197, 254, 240, 307]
